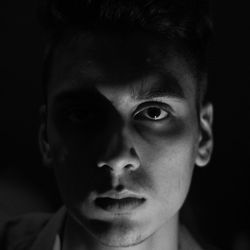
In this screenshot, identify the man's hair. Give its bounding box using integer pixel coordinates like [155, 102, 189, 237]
[38, 0, 213, 104]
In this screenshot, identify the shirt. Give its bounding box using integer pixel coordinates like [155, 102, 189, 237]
[0, 207, 217, 250]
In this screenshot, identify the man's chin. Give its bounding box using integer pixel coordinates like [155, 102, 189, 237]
[68, 205, 154, 247]
[85, 218, 148, 247]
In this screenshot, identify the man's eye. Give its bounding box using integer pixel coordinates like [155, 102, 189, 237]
[66, 108, 96, 123]
[68, 110, 85, 122]
[134, 106, 169, 121]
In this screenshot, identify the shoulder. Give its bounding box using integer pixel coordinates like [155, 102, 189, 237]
[0, 212, 52, 250]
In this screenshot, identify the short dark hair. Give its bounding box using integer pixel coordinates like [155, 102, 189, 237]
[38, 0, 213, 105]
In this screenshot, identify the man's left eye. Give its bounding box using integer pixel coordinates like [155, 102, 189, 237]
[134, 106, 169, 121]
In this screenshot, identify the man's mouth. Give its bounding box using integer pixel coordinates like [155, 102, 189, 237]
[94, 191, 146, 213]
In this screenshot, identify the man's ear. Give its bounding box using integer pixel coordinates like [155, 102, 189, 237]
[195, 103, 214, 167]
[39, 105, 53, 167]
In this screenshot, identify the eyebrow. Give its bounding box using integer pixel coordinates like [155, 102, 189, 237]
[52, 88, 99, 105]
[130, 73, 185, 100]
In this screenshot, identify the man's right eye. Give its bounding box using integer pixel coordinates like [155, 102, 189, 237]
[67, 109, 85, 122]
[65, 108, 96, 123]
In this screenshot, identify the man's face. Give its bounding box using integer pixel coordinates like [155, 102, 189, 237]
[40, 31, 212, 247]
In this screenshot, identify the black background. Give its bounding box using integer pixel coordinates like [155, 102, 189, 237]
[0, 1, 249, 249]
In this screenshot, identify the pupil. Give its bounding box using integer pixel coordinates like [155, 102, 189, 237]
[147, 107, 161, 119]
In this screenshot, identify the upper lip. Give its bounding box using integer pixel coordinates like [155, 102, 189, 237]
[96, 190, 145, 200]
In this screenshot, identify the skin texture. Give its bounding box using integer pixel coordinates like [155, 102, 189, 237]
[39, 31, 213, 250]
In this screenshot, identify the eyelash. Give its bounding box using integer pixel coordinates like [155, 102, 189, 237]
[133, 101, 172, 121]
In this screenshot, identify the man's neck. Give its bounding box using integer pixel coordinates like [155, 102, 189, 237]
[62, 213, 179, 250]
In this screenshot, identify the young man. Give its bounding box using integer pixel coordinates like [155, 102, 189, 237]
[0, 0, 214, 249]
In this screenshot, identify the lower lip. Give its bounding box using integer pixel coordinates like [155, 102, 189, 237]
[95, 197, 145, 213]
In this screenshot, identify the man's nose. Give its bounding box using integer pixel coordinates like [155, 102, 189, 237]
[97, 128, 140, 176]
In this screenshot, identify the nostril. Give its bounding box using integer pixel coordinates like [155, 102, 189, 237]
[115, 184, 124, 192]
[125, 164, 136, 171]
[97, 162, 113, 172]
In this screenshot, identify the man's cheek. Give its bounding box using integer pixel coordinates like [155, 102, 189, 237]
[137, 120, 197, 160]
[137, 124, 197, 193]
[135, 118, 195, 144]
[49, 129, 100, 165]
[148, 152, 194, 208]
[53, 153, 113, 204]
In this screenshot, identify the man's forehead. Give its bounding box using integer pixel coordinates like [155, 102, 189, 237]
[52, 30, 171, 79]
[49, 31, 196, 101]
[50, 71, 189, 108]
[57, 30, 167, 58]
